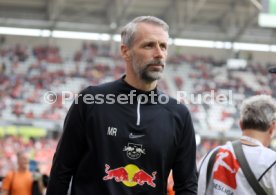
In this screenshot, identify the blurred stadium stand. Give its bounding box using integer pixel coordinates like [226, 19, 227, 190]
[1, 41, 275, 136]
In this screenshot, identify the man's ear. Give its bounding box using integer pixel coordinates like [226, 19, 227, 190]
[121, 44, 130, 61]
[269, 121, 276, 137]
[239, 120, 243, 130]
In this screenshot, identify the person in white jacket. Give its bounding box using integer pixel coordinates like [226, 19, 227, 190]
[198, 94, 276, 195]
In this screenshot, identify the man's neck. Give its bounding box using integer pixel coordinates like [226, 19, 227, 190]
[242, 129, 269, 147]
[124, 75, 157, 91]
[18, 168, 28, 172]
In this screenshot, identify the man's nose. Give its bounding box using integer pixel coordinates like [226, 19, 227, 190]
[153, 45, 165, 59]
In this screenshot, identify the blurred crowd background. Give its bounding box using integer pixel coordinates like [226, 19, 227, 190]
[0, 41, 276, 194]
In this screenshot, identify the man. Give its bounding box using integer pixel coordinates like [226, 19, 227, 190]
[198, 95, 276, 195]
[46, 16, 197, 195]
[1, 150, 44, 195]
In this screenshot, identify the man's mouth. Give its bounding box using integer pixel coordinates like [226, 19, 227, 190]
[150, 64, 163, 67]
[148, 62, 164, 68]
[148, 64, 163, 70]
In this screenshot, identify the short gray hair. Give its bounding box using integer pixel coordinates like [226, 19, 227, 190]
[121, 16, 169, 48]
[240, 95, 276, 131]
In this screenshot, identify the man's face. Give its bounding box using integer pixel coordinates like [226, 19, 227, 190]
[128, 23, 168, 82]
[18, 153, 29, 170]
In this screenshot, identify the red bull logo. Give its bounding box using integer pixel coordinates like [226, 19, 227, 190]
[103, 164, 128, 182]
[132, 170, 157, 187]
[103, 164, 157, 188]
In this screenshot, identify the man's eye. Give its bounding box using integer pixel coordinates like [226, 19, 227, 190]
[160, 44, 167, 50]
[144, 44, 153, 48]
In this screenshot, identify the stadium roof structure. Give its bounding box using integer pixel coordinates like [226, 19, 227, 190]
[0, 0, 275, 45]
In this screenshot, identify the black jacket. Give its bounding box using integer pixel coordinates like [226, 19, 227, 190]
[46, 77, 197, 195]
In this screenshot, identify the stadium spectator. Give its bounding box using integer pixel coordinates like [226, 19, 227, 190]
[197, 95, 276, 195]
[0, 136, 56, 182]
[1, 150, 44, 195]
[46, 16, 197, 195]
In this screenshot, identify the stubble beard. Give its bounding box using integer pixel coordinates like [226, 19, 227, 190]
[132, 57, 165, 83]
